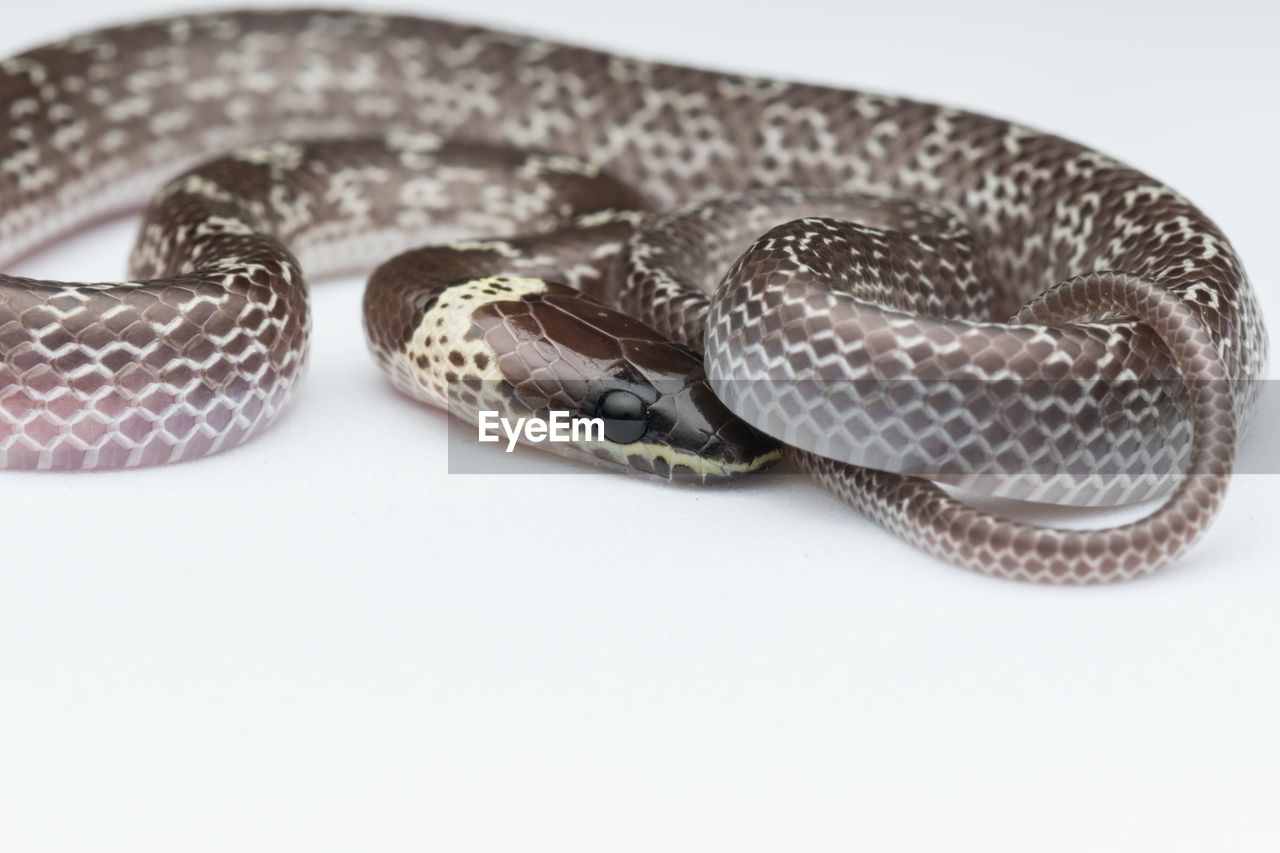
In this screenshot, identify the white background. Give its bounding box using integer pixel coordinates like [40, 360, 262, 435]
[2, 1, 1278, 850]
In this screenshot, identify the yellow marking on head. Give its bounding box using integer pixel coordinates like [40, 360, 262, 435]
[388, 275, 778, 481]
[395, 276, 547, 409]
[590, 438, 781, 481]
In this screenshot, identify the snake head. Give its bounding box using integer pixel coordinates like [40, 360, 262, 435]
[430, 276, 781, 483]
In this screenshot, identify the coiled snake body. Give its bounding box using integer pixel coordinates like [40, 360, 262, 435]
[0, 10, 1265, 582]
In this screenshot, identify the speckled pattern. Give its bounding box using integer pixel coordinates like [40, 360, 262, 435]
[693, 200, 1191, 505]
[0, 9, 1265, 580]
[614, 198, 1236, 580]
[801, 272, 1235, 583]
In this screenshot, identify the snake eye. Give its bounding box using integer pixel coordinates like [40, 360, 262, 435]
[595, 389, 648, 444]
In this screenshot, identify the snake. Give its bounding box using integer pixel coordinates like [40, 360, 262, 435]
[0, 9, 1265, 583]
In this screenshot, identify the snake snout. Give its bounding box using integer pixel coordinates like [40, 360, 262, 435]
[644, 378, 782, 484]
[455, 281, 782, 483]
[576, 374, 781, 484]
[597, 337, 782, 484]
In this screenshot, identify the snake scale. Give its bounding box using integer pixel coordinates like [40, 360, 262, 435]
[0, 9, 1265, 583]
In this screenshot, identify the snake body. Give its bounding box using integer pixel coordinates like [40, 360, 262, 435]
[0, 9, 1266, 582]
